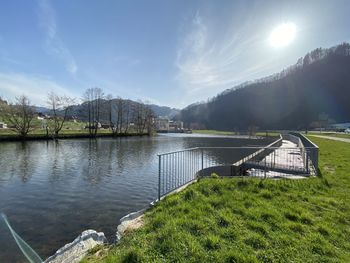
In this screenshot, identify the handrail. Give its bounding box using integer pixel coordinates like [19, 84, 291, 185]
[158, 146, 319, 156]
[157, 133, 319, 200]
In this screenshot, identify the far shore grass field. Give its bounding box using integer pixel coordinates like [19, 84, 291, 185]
[315, 133, 350, 139]
[0, 120, 148, 140]
[306, 131, 350, 139]
[193, 129, 280, 137]
[82, 137, 350, 262]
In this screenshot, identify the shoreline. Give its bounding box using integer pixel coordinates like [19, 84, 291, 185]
[0, 132, 150, 142]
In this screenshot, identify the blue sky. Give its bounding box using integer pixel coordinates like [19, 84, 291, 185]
[0, 0, 349, 108]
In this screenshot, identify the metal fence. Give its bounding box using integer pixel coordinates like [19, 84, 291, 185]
[157, 135, 319, 200]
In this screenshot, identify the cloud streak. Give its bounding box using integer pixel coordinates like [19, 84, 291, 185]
[0, 72, 78, 106]
[37, 0, 78, 75]
[175, 11, 277, 100]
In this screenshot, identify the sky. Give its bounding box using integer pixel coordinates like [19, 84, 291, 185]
[0, 0, 349, 108]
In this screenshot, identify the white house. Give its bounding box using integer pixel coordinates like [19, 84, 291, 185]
[155, 118, 170, 132]
[331, 122, 350, 130]
[0, 122, 8, 129]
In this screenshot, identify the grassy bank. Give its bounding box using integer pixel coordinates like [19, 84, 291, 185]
[0, 120, 150, 141]
[307, 131, 350, 139]
[318, 133, 350, 139]
[193, 130, 280, 137]
[82, 137, 350, 262]
[192, 130, 236, 135]
[0, 129, 148, 141]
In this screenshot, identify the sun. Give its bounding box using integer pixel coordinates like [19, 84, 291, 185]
[269, 22, 296, 48]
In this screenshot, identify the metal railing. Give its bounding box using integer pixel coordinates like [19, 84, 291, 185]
[289, 132, 319, 171]
[157, 144, 318, 200]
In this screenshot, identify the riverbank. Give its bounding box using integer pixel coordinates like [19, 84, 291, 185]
[309, 134, 350, 143]
[308, 132, 350, 140]
[82, 137, 350, 262]
[0, 130, 149, 141]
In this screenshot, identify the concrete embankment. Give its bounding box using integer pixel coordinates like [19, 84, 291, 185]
[45, 230, 107, 263]
[45, 206, 151, 263]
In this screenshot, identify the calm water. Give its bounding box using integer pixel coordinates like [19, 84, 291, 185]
[0, 134, 274, 262]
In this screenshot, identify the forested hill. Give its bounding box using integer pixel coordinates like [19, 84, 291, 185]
[179, 43, 350, 130]
[148, 104, 179, 118]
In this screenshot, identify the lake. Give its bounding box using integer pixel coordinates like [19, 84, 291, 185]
[0, 134, 274, 262]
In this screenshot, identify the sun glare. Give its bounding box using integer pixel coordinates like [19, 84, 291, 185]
[269, 22, 296, 48]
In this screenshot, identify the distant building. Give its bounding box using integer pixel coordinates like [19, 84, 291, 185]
[101, 124, 111, 129]
[155, 118, 170, 132]
[0, 122, 7, 129]
[0, 97, 7, 105]
[331, 122, 350, 130]
[154, 118, 185, 133]
[169, 120, 184, 132]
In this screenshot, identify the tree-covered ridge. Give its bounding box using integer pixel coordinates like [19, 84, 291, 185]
[179, 43, 350, 130]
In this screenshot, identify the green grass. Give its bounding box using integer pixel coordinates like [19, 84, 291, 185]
[82, 137, 350, 263]
[320, 133, 350, 139]
[0, 127, 113, 138]
[0, 120, 145, 139]
[192, 130, 280, 136]
[307, 132, 350, 139]
[192, 129, 236, 135]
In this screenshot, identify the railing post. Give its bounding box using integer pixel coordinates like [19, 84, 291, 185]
[315, 147, 319, 175]
[201, 148, 204, 170]
[264, 156, 267, 179]
[158, 155, 161, 201]
[306, 150, 309, 174]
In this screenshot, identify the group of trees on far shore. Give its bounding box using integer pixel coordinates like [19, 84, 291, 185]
[0, 87, 155, 139]
[82, 87, 155, 137]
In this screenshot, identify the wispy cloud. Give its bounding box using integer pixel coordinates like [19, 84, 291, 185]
[37, 0, 78, 75]
[0, 72, 78, 106]
[114, 55, 141, 67]
[175, 11, 276, 100]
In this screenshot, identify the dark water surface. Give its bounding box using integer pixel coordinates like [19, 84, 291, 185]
[0, 134, 274, 262]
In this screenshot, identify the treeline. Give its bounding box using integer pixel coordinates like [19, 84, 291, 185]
[0, 87, 155, 139]
[179, 43, 350, 131]
[81, 87, 154, 137]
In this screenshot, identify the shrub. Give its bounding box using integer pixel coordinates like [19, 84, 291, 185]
[211, 172, 220, 179]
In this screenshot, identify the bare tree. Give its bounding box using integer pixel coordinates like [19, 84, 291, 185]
[132, 102, 143, 134]
[145, 106, 155, 134]
[103, 95, 129, 136]
[83, 87, 104, 137]
[1, 95, 35, 137]
[46, 92, 75, 137]
[123, 100, 131, 134]
[115, 97, 124, 134]
[133, 101, 154, 135]
[105, 94, 115, 133]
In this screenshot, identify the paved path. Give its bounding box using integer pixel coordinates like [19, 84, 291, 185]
[309, 135, 350, 143]
[248, 140, 307, 179]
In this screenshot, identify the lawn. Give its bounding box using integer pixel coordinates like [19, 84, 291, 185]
[82, 137, 350, 263]
[0, 127, 113, 139]
[192, 130, 236, 136]
[0, 120, 145, 139]
[324, 133, 350, 139]
[307, 132, 350, 139]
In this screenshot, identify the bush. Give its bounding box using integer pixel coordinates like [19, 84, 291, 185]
[211, 172, 219, 179]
